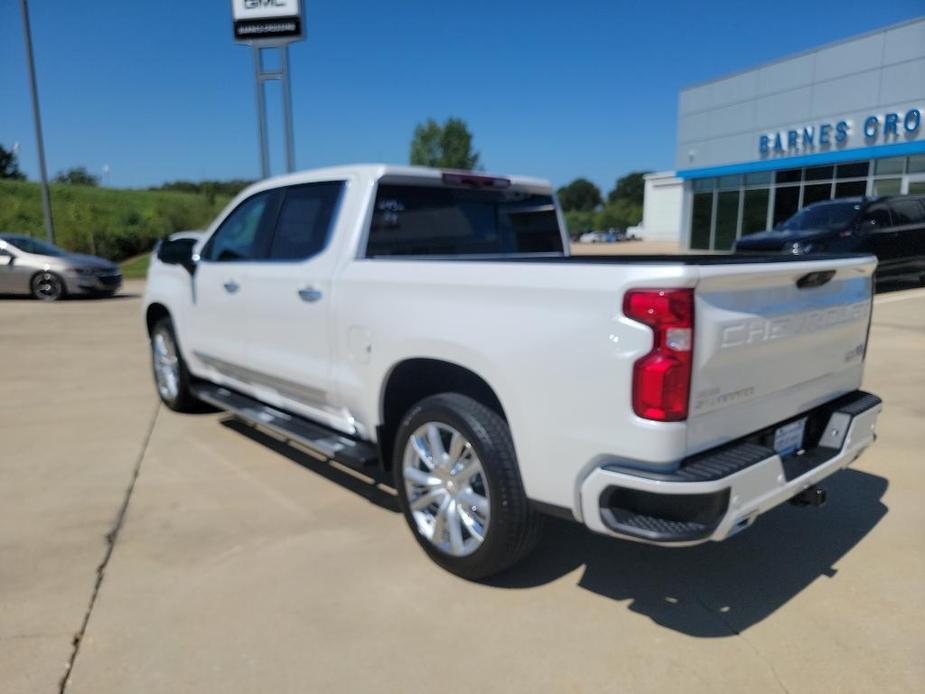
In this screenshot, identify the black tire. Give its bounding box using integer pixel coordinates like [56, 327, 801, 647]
[30, 271, 66, 301]
[150, 316, 199, 412]
[393, 393, 542, 580]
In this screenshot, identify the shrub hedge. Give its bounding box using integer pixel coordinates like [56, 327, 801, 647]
[0, 180, 230, 261]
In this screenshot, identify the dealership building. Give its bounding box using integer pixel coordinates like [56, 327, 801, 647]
[641, 16, 925, 250]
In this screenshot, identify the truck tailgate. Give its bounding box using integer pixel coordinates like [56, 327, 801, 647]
[687, 255, 876, 454]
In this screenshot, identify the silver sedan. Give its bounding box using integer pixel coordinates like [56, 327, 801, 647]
[0, 233, 123, 301]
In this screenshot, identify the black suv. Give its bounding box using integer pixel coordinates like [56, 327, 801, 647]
[734, 195, 925, 282]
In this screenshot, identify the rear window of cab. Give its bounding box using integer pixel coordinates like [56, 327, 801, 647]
[365, 183, 564, 257]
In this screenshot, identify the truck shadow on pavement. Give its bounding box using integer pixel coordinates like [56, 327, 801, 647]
[220, 418, 400, 513]
[490, 468, 888, 637]
[219, 416, 887, 637]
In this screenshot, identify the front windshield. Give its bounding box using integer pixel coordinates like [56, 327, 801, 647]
[4, 236, 66, 256]
[777, 202, 862, 232]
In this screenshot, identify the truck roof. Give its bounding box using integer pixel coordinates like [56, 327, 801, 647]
[239, 164, 553, 197]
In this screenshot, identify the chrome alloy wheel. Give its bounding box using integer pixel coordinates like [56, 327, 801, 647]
[152, 329, 180, 401]
[402, 422, 490, 557]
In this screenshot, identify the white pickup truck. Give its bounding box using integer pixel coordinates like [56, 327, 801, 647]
[144, 164, 882, 579]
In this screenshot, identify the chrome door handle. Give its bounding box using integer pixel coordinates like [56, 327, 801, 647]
[298, 286, 323, 303]
[223, 280, 240, 294]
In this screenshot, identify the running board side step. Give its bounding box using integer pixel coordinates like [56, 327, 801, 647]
[191, 383, 379, 469]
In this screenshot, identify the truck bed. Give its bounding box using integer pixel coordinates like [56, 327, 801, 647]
[365, 252, 874, 265]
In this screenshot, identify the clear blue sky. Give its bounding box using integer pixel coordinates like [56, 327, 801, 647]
[1, 1, 923, 192]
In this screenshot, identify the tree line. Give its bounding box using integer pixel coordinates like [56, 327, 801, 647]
[6, 120, 648, 238]
[408, 119, 647, 236]
[556, 173, 648, 236]
[1, 143, 253, 201]
[149, 179, 254, 202]
[1, 145, 105, 187]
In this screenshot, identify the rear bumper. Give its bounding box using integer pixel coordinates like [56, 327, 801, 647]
[579, 390, 881, 545]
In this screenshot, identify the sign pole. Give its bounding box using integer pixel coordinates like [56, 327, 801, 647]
[232, 0, 304, 179]
[280, 44, 295, 173]
[19, 0, 55, 244]
[252, 45, 271, 179]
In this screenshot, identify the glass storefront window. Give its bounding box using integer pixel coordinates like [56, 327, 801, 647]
[805, 165, 834, 181]
[714, 191, 739, 250]
[742, 188, 769, 234]
[836, 162, 869, 179]
[874, 157, 905, 175]
[773, 186, 800, 226]
[692, 178, 715, 192]
[690, 193, 713, 249]
[744, 171, 772, 186]
[908, 155, 925, 174]
[834, 180, 867, 198]
[802, 183, 831, 206]
[872, 178, 902, 195]
[687, 157, 924, 250]
[776, 168, 802, 183]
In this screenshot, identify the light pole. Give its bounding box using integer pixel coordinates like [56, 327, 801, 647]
[19, 0, 55, 244]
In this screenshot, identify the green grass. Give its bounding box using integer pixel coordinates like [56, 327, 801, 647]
[0, 179, 228, 263]
[120, 253, 151, 279]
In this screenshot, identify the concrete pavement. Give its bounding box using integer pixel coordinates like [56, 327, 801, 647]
[0, 283, 156, 693]
[1, 279, 923, 693]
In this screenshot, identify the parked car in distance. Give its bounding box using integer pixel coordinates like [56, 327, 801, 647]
[579, 230, 624, 243]
[734, 195, 925, 283]
[578, 231, 606, 243]
[0, 233, 123, 301]
[145, 164, 881, 579]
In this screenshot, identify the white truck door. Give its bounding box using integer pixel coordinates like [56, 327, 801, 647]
[236, 180, 351, 433]
[186, 190, 276, 391]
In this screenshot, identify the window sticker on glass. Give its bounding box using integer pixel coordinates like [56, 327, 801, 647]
[377, 199, 405, 227]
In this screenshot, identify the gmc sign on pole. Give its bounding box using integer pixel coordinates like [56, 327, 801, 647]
[231, 0, 304, 43]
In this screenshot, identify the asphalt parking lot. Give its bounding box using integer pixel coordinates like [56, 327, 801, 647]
[2, 278, 924, 694]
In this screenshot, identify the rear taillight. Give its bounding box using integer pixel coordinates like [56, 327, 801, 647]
[623, 289, 694, 422]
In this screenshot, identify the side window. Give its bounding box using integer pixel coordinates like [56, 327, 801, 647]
[862, 205, 892, 229]
[888, 199, 925, 226]
[10, 238, 34, 253]
[200, 192, 271, 262]
[268, 182, 343, 261]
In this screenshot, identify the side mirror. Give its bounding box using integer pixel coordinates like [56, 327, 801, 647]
[156, 238, 198, 274]
[858, 218, 878, 233]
